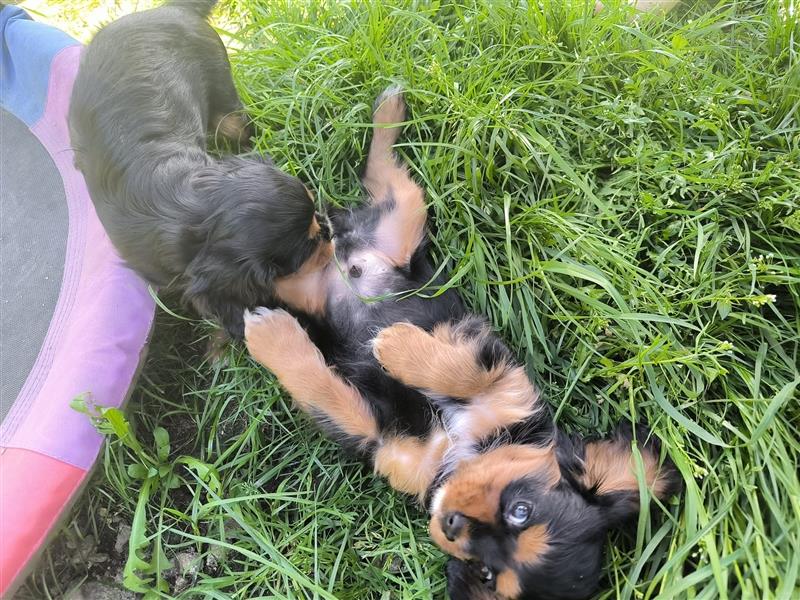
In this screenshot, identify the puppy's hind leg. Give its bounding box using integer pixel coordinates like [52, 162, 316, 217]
[362, 87, 427, 268]
[373, 320, 543, 439]
[363, 86, 407, 201]
[208, 61, 252, 150]
[211, 112, 251, 150]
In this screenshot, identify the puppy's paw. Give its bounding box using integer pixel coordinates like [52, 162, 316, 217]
[245, 307, 299, 337]
[372, 322, 430, 381]
[244, 308, 307, 366]
[211, 112, 252, 149]
[373, 86, 406, 127]
[205, 328, 232, 368]
[244, 306, 274, 327]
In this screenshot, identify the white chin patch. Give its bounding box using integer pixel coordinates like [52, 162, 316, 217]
[430, 486, 446, 516]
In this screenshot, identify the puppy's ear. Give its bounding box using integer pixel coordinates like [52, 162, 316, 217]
[565, 423, 681, 526]
[183, 246, 275, 340]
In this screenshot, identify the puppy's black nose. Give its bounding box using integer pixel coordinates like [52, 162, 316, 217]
[442, 512, 466, 541]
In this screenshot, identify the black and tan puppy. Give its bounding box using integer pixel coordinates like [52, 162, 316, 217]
[68, 0, 331, 339]
[245, 88, 680, 599]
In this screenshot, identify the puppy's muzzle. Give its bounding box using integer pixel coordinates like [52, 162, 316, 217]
[442, 511, 467, 541]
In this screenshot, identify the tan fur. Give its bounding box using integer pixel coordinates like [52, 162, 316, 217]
[373, 175, 426, 268]
[581, 438, 669, 498]
[362, 90, 427, 268]
[244, 309, 378, 444]
[273, 240, 334, 316]
[464, 367, 539, 440]
[496, 569, 522, 598]
[435, 445, 560, 527]
[374, 430, 449, 499]
[429, 513, 471, 560]
[308, 216, 321, 238]
[434, 524, 547, 599]
[363, 90, 406, 199]
[514, 524, 549, 565]
[373, 322, 539, 437]
[374, 322, 497, 397]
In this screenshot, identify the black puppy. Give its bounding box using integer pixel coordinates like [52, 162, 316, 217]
[245, 88, 680, 599]
[68, 0, 331, 339]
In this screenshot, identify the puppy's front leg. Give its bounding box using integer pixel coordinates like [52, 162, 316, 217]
[245, 308, 378, 449]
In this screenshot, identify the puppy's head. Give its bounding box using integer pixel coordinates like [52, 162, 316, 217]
[184, 156, 332, 338]
[431, 425, 680, 600]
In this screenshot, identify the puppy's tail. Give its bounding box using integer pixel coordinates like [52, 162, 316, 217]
[167, 0, 217, 18]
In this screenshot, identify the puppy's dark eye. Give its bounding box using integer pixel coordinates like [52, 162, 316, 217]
[506, 501, 531, 526]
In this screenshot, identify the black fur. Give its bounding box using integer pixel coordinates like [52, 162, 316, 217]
[68, 0, 327, 339]
[444, 423, 682, 600]
[302, 205, 464, 440]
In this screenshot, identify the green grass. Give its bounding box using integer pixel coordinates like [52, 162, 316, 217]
[20, 1, 800, 599]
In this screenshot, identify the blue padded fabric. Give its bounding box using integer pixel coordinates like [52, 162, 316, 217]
[1, 6, 78, 126]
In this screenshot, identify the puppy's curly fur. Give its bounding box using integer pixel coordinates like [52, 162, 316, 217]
[68, 0, 330, 338]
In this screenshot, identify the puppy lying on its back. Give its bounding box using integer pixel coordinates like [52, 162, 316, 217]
[69, 0, 331, 339]
[245, 88, 681, 600]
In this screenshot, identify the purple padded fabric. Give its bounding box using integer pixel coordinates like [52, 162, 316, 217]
[0, 43, 155, 470]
